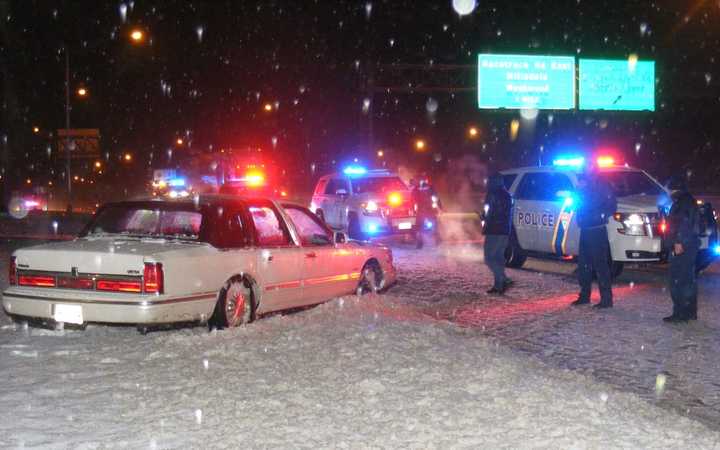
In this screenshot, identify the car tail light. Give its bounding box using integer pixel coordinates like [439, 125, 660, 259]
[97, 279, 142, 293]
[9, 257, 16, 285]
[19, 275, 56, 287]
[660, 220, 667, 234]
[143, 263, 164, 294]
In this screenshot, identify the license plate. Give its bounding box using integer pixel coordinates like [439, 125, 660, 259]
[53, 304, 83, 325]
[397, 222, 412, 230]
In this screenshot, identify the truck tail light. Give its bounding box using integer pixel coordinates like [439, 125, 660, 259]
[143, 263, 164, 294]
[9, 256, 16, 285]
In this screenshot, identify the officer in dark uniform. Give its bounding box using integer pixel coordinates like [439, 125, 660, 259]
[571, 164, 617, 308]
[482, 173, 513, 294]
[663, 175, 700, 322]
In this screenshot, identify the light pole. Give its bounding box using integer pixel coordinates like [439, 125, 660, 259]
[65, 47, 72, 212]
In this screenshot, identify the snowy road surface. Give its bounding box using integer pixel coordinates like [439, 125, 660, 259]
[1, 239, 720, 448]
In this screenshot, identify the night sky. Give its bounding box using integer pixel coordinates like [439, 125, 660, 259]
[2, 0, 720, 204]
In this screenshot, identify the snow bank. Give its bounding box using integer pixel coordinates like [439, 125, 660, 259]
[1, 293, 718, 449]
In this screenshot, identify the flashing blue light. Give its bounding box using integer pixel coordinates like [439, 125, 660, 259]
[552, 156, 585, 168]
[424, 219, 434, 230]
[343, 166, 367, 176]
[713, 245, 720, 256]
[563, 196, 574, 207]
[366, 223, 379, 234]
[168, 177, 186, 187]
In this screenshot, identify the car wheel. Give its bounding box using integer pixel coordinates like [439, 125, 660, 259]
[357, 261, 383, 295]
[504, 229, 527, 268]
[347, 213, 364, 240]
[210, 277, 254, 330]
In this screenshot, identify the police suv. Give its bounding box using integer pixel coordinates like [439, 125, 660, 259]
[310, 167, 416, 240]
[500, 156, 718, 277]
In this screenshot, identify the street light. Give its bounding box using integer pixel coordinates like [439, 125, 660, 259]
[130, 29, 145, 43]
[123, 153, 133, 162]
[77, 87, 88, 97]
[415, 139, 426, 152]
[176, 138, 184, 146]
[377, 150, 384, 158]
[263, 103, 273, 112]
[468, 126, 479, 138]
[32, 126, 40, 134]
[94, 161, 102, 169]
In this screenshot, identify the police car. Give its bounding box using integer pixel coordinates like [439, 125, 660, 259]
[310, 167, 416, 240]
[500, 156, 719, 277]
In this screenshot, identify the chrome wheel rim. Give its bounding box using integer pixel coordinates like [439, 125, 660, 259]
[225, 285, 246, 327]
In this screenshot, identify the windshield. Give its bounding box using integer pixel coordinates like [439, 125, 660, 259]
[83, 205, 203, 240]
[598, 171, 664, 197]
[351, 177, 407, 195]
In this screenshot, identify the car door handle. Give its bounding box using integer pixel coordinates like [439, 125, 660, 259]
[305, 252, 317, 259]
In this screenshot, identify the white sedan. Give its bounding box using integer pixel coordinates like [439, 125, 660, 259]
[2, 196, 396, 331]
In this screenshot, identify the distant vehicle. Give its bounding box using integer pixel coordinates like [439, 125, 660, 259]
[310, 166, 416, 240]
[218, 167, 289, 199]
[2, 196, 396, 332]
[499, 155, 719, 277]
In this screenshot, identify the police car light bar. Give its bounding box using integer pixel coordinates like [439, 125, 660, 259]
[343, 166, 367, 176]
[596, 156, 615, 168]
[713, 245, 720, 256]
[168, 178, 186, 187]
[552, 156, 585, 167]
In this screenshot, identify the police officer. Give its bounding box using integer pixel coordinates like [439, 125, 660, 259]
[482, 173, 513, 294]
[663, 175, 700, 323]
[571, 164, 617, 308]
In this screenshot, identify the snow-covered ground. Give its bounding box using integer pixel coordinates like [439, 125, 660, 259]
[1, 239, 720, 448]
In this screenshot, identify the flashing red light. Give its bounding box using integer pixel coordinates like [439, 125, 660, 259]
[97, 279, 142, 293]
[660, 220, 667, 234]
[143, 263, 164, 294]
[245, 171, 265, 187]
[596, 156, 615, 168]
[9, 257, 16, 285]
[388, 192, 403, 207]
[19, 275, 57, 287]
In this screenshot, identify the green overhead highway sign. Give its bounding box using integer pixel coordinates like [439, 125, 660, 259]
[579, 59, 655, 111]
[477, 54, 575, 110]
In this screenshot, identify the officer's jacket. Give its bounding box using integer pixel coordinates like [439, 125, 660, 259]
[577, 177, 617, 229]
[667, 191, 700, 248]
[482, 178, 512, 236]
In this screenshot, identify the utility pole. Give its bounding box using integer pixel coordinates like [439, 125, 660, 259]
[65, 47, 72, 212]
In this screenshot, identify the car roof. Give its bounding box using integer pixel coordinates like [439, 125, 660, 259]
[101, 194, 282, 211]
[500, 164, 644, 175]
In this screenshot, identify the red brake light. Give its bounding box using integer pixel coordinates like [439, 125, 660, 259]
[57, 277, 94, 290]
[143, 263, 164, 294]
[19, 275, 56, 287]
[97, 279, 142, 293]
[660, 220, 667, 234]
[9, 257, 16, 285]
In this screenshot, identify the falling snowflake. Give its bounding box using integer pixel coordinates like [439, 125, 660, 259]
[119, 3, 128, 23]
[196, 26, 204, 42]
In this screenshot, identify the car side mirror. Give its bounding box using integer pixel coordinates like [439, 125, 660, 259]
[310, 233, 332, 246]
[334, 231, 347, 244]
[335, 189, 348, 196]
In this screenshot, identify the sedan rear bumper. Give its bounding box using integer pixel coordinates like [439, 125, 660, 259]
[2, 289, 216, 325]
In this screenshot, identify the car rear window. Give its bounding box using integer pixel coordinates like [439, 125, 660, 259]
[84, 205, 203, 240]
[598, 170, 664, 197]
[351, 176, 407, 194]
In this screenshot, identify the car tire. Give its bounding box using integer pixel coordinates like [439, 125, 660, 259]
[504, 229, 527, 268]
[357, 260, 383, 295]
[347, 212, 364, 241]
[210, 277, 255, 330]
